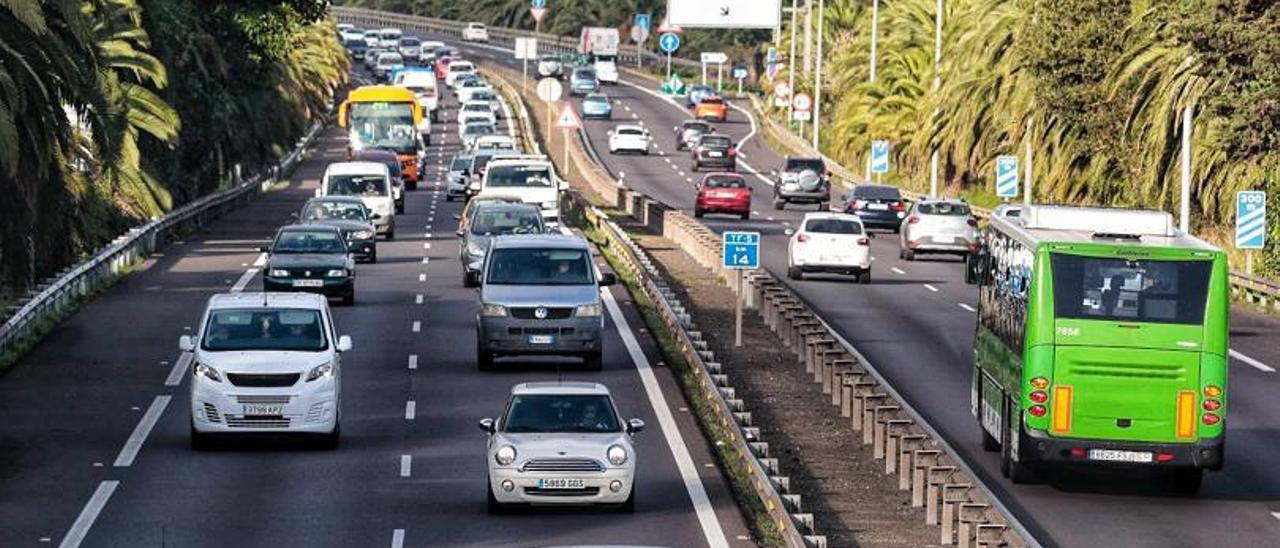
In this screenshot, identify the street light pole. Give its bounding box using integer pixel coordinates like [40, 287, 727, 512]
[812, 0, 825, 150]
[929, 0, 943, 198]
[1180, 106, 1192, 232]
[866, 0, 881, 180]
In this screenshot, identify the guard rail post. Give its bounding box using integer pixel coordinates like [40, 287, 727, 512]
[957, 503, 991, 548]
[911, 450, 943, 506]
[941, 483, 974, 545]
[872, 405, 901, 459]
[926, 466, 958, 525]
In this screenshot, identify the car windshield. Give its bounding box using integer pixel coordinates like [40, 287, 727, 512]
[584, 95, 608, 104]
[400, 37, 420, 46]
[617, 127, 644, 136]
[303, 201, 368, 221]
[704, 176, 746, 189]
[804, 219, 863, 235]
[502, 394, 621, 433]
[326, 174, 388, 197]
[683, 122, 710, 133]
[573, 69, 595, 80]
[463, 103, 489, 112]
[485, 164, 554, 188]
[486, 248, 593, 285]
[701, 136, 732, 148]
[471, 209, 544, 235]
[472, 91, 496, 101]
[202, 308, 328, 352]
[464, 124, 495, 136]
[451, 64, 474, 73]
[378, 54, 404, 65]
[451, 156, 473, 171]
[272, 230, 346, 253]
[918, 202, 970, 216]
[854, 185, 902, 200]
[1050, 255, 1212, 325]
[785, 158, 826, 172]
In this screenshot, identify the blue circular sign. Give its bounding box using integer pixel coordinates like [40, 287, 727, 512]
[659, 32, 680, 53]
[531, 0, 546, 8]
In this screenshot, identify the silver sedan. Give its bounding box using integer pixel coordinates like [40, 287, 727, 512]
[899, 199, 980, 260]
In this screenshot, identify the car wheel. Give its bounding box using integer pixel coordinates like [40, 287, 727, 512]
[893, 226, 901, 234]
[477, 343, 495, 371]
[464, 271, 478, 288]
[319, 422, 341, 450]
[858, 270, 872, 285]
[1001, 402, 1040, 484]
[583, 351, 603, 371]
[773, 199, 785, 211]
[691, 162, 699, 172]
[408, 181, 418, 191]
[396, 204, 405, 214]
[190, 422, 214, 451]
[694, 208, 704, 218]
[615, 487, 636, 513]
[446, 194, 454, 202]
[902, 248, 915, 261]
[643, 149, 650, 156]
[342, 291, 355, 307]
[368, 251, 378, 264]
[787, 266, 803, 280]
[385, 228, 395, 241]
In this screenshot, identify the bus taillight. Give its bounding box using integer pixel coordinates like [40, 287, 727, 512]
[1202, 413, 1221, 426]
[1175, 390, 1197, 438]
[1029, 390, 1048, 404]
[1051, 386, 1072, 433]
[1203, 399, 1221, 412]
[1029, 376, 1049, 390]
[1203, 385, 1222, 398]
[1028, 405, 1047, 418]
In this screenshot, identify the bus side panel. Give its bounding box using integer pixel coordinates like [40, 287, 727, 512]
[974, 326, 1020, 439]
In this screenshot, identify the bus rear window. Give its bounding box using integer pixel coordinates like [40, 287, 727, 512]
[1050, 255, 1212, 325]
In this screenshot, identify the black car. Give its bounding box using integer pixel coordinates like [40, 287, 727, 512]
[772, 156, 831, 210]
[673, 120, 712, 151]
[261, 225, 356, 305]
[691, 134, 736, 171]
[345, 38, 369, 61]
[843, 184, 906, 231]
[296, 196, 379, 263]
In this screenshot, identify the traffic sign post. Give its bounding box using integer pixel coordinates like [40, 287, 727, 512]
[515, 37, 538, 92]
[723, 231, 760, 347]
[871, 140, 890, 180]
[1237, 191, 1267, 274]
[530, 0, 547, 35]
[792, 93, 812, 124]
[733, 63, 748, 96]
[555, 102, 582, 173]
[996, 155, 1019, 200]
[634, 13, 651, 30]
[536, 78, 563, 147]
[659, 32, 680, 81]
[700, 52, 728, 88]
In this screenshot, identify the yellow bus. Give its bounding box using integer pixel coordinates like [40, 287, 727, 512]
[339, 86, 425, 188]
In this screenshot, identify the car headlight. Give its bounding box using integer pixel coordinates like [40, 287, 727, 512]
[607, 444, 628, 466]
[269, 269, 290, 277]
[193, 362, 222, 383]
[479, 303, 507, 317]
[467, 241, 486, 257]
[326, 269, 348, 277]
[306, 362, 334, 382]
[352, 230, 374, 240]
[575, 304, 602, 317]
[541, 201, 558, 210]
[494, 445, 517, 466]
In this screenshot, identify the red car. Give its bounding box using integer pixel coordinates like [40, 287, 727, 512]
[695, 173, 752, 220]
[434, 56, 457, 79]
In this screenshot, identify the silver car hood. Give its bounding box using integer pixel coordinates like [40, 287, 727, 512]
[194, 350, 330, 374]
[482, 283, 599, 308]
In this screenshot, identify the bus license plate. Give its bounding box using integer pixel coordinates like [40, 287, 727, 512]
[1088, 449, 1153, 463]
[537, 478, 585, 489]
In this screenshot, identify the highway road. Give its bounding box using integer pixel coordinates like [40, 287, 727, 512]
[418, 30, 1280, 548]
[0, 67, 754, 547]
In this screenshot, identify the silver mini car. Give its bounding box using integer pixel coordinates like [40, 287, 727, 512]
[899, 198, 980, 260]
[480, 382, 644, 513]
[475, 235, 615, 370]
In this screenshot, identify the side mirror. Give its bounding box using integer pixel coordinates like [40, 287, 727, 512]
[478, 418, 496, 434]
[314, 188, 322, 198]
[558, 180, 568, 191]
[337, 335, 353, 353]
[289, 212, 300, 221]
[452, 214, 462, 221]
[784, 228, 796, 236]
[627, 418, 645, 434]
[370, 213, 382, 220]
[178, 335, 195, 352]
[599, 272, 617, 287]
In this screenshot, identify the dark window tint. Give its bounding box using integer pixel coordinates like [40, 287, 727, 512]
[486, 248, 592, 285]
[701, 136, 732, 148]
[804, 219, 863, 235]
[202, 309, 327, 352]
[704, 176, 746, 189]
[784, 158, 825, 172]
[327, 174, 387, 197]
[273, 230, 347, 254]
[918, 202, 970, 216]
[303, 201, 368, 221]
[502, 395, 621, 433]
[853, 185, 902, 200]
[1050, 255, 1212, 325]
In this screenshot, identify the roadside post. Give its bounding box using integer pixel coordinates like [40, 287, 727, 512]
[1236, 190, 1267, 274]
[996, 155, 1019, 202]
[632, 13, 650, 69]
[536, 77, 563, 149]
[723, 231, 761, 347]
[554, 102, 582, 174]
[515, 37, 538, 93]
[733, 63, 748, 97]
[659, 32, 681, 82]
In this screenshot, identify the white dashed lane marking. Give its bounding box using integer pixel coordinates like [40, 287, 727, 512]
[924, 284, 940, 293]
[958, 303, 976, 312]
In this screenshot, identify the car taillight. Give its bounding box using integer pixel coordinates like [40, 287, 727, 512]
[797, 234, 810, 243]
[857, 238, 870, 246]
[907, 216, 921, 224]
[890, 201, 905, 212]
[967, 218, 979, 227]
[727, 148, 736, 156]
[852, 199, 864, 209]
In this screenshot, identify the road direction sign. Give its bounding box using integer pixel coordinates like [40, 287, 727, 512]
[996, 155, 1019, 198]
[871, 140, 890, 174]
[775, 82, 791, 98]
[792, 93, 812, 111]
[733, 65, 748, 80]
[792, 110, 811, 122]
[766, 63, 780, 80]
[555, 103, 582, 129]
[1237, 191, 1267, 249]
[723, 231, 760, 269]
[659, 32, 681, 53]
[661, 73, 686, 95]
[515, 37, 538, 60]
[766, 47, 778, 64]
[530, 6, 548, 22]
[701, 52, 728, 64]
[536, 78, 563, 102]
[630, 25, 649, 43]
[634, 13, 651, 30]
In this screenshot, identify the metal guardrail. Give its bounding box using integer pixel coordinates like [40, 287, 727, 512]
[0, 121, 325, 355]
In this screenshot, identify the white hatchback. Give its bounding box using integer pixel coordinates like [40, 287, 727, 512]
[481, 382, 644, 512]
[608, 125, 651, 155]
[787, 212, 874, 283]
[462, 23, 490, 42]
[445, 61, 476, 87]
[181, 292, 352, 449]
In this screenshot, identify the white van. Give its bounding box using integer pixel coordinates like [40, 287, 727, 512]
[319, 162, 396, 239]
[394, 70, 440, 125]
[594, 59, 619, 85]
[477, 156, 567, 229]
[378, 28, 403, 48]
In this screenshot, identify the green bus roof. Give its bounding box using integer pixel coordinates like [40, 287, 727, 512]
[991, 205, 1220, 254]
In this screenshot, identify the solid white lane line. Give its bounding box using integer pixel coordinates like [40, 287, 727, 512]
[408, 354, 418, 370]
[958, 303, 976, 312]
[400, 455, 412, 477]
[411, 321, 421, 333]
[113, 395, 171, 467]
[600, 289, 730, 548]
[891, 267, 906, 275]
[1230, 349, 1276, 373]
[230, 253, 267, 293]
[405, 401, 416, 420]
[924, 284, 939, 293]
[391, 529, 406, 548]
[58, 480, 119, 548]
[415, 294, 424, 305]
[164, 353, 193, 387]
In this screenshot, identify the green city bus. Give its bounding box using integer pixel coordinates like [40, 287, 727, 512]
[965, 205, 1228, 494]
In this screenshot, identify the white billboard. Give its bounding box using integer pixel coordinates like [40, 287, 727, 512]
[667, 0, 782, 29]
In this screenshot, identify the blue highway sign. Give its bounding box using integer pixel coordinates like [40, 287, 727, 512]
[996, 155, 1019, 199]
[634, 13, 651, 30]
[659, 32, 681, 53]
[870, 141, 890, 175]
[1236, 191, 1266, 249]
[723, 231, 760, 270]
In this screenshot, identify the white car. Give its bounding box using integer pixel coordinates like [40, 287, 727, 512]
[394, 70, 440, 123]
[608, 125, 651, 155]
[457, 82, 495, 104]
[460, 121, 498, 150]
[465, 89, 504, 117]
[182, 292, 351, 449]
[594, 60, 619, 85]
[462, 22, 490, 42]
[461, 101, 499, 124]
[481, 382, 644, 513]
[377, 27, 403, 48]
[396, 37, 422, 59]
[445, 60, 476, 87]
[478, 156, 566, 227]
[473, 135, 517, 152]
[362, 30, 381, 48]
[418, 40, 446, 63]
[787, 212, 873, 283]
[319, 162, 396, 238]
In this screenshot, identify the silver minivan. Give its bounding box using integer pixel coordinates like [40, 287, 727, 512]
[475, 235, 616, 371]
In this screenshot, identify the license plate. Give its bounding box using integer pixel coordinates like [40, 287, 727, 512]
[528, 335, 555, 345]
[1088, 449, 1153, 463]
[293, 280, 324, 288]
[536, 478, 585, 489]
[868, 203, 889, 211]
[243, 404, 284, 416]
[935, 235, 956, 244]
[708, 151, 723, 157]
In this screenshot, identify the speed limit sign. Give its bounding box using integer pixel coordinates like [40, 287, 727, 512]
[792, 93, 812, 111]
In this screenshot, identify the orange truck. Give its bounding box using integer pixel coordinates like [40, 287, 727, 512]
[338, 86, 425, 189]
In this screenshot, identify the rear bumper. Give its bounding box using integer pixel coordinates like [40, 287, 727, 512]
[264, 277, 354, 298]
[906, 236, 976, 254]
[853, 211, 905, 228]
[695, 156, 736, 168]
[1019, 427, 1224, 470]
[777, 190, 829, 204]
[697, 198, 750, 214]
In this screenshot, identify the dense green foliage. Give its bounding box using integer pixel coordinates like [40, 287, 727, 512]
[0, 0, 349, 296]
[769, 0, 1276, 274]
